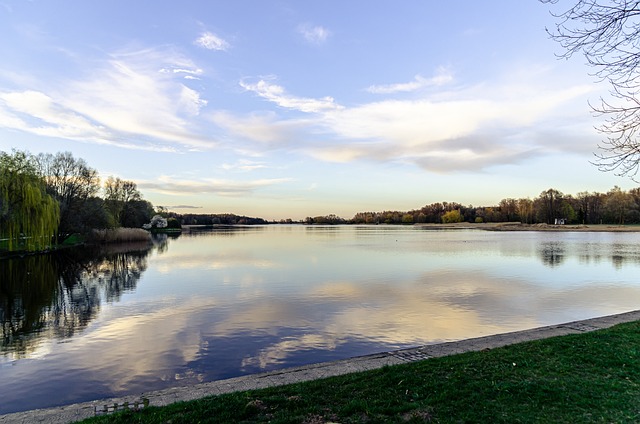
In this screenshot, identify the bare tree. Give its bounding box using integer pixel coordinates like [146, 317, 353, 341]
[542, 0, 640, 178]
[103, 176, 146, 227]
[534, 188, 564, 224]
[35, 151, 100, 238]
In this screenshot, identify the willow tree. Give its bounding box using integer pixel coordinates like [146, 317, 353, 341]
[0, 151, 60, 252]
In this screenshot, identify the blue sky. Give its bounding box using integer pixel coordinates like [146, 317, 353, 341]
[0, 1, 636, 220]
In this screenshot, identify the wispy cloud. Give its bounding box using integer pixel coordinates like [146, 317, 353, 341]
[138, 175, 292, 196]
[0, 90, 106, 137]
[229, 67, 596, 172]
[0, 37, 598, 176]
[160, 67, 203, 80]
[165, 205, 203, 209]
[0, 47, 216, 151]
[221, 159, 268, 172]
[211, 110, 307, 148]
[298, 24, 331, 44]
[195, 31, 230, 51]
[367, 68, 454, 94]
[310, 83, 594, 171]
[240, 78, 343, 113]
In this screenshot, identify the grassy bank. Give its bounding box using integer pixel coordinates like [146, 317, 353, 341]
[82, 320, 640, 423]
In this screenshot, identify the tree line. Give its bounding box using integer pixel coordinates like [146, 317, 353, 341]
[170, 211, 267, 226]
[313, 186, 640, 226]
[1, 149, 154, 252]
[4, 149, 640, 253]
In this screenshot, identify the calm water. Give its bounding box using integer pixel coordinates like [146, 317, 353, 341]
[1, 225, 640, 413]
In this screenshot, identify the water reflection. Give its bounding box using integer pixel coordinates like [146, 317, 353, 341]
[2, 227, 640, 414]
[539, 241, 565, 267]
[184, 225, 265, 237]
[0, 241, 156, 359]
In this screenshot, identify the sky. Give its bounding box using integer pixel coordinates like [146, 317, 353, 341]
[0, 1, 637, 221]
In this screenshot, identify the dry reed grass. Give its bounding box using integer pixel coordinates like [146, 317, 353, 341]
[90, 228, 152, 244]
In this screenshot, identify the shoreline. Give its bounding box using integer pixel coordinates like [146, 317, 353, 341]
[414, 222, 640, 232]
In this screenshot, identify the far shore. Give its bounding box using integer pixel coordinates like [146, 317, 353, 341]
[415, 222, 640, 232]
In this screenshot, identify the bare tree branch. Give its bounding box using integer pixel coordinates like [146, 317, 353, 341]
[543, 0, 640, 178]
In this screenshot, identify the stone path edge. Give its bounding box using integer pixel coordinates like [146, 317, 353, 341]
[3, 309, 640, 424]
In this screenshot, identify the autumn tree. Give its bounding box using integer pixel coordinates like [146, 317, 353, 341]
[543, 0, 640, 178]
[402, 213, 414, 224]
[517, 198, 534, 224]
[441, 209, 463, 223]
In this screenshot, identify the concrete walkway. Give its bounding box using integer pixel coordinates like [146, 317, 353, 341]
[2, 310, 640, 424]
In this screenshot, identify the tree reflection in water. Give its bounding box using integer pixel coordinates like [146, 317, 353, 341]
[0, 238, 164, 358]
[539, 241, 566, 267]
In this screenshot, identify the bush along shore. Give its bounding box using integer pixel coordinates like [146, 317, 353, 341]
[81, 319, 640, 424]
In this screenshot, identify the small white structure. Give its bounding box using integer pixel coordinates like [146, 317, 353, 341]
[554, 218, 566, 225]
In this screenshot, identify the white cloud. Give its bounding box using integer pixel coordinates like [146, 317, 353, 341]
[138, 175, 292, 196]
[298, 24, 331, 44]
[160, 67, 203, 80]
[0, 42, 598, 175]
[230, 67, 597, 172]
[367, 68, 454, 94]
[195, 31, 230, 51]
[221, 159, 268, 172]
[212, 110, 308, 147]
[240, 78, 343, 113]
[308, 83, 594, 170]
[0, 47, 216, 151]
[0, 90, 106, 138]
[179, 85, 208, 115]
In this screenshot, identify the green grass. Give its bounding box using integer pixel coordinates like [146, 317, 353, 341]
[81, 321, 640, 423]
[61, 233, 84, 245]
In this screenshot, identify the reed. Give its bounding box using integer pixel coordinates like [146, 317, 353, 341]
[90, 228, 152, 244]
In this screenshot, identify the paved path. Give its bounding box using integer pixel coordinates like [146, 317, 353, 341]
[2, 310, 640, 424]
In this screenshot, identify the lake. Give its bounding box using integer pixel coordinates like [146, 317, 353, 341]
[1, 225, 640, 414]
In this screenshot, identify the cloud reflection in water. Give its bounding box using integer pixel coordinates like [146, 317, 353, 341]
[2, 226, 640, 413]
